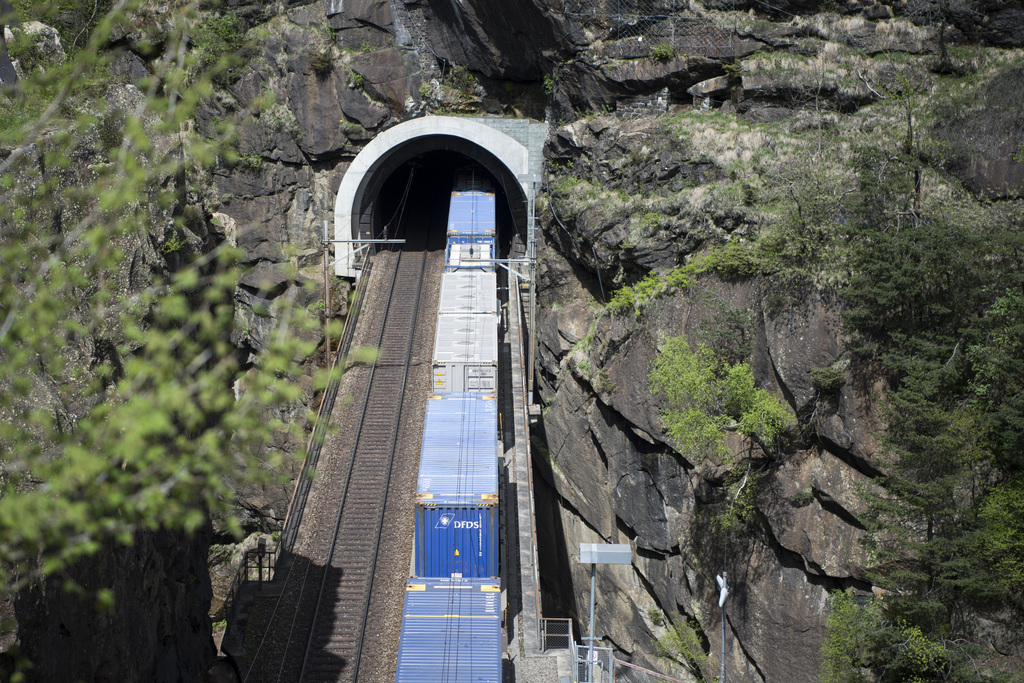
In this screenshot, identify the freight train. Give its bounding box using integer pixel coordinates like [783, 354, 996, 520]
[394, 172, 503, 683]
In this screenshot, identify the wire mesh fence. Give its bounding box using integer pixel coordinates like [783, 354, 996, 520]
[563, 0, 738, 59]
[540, 617, 575, 652]
[538, 618, 690, 683]
[221, 539, 279, 624]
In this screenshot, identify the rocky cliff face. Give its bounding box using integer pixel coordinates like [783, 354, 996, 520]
[14, 527, 216, 683]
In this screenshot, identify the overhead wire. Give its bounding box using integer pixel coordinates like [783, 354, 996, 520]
[379, 165, 416, 244]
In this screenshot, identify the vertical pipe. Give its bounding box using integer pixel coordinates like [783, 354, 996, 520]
[528, 261, 536, 403]
[526, 181, 537, 404]
[587, 564, 596, 683]
[617, 0, 622, 59]
[258, 544, 266, 589]
[323, 220, 330, 364]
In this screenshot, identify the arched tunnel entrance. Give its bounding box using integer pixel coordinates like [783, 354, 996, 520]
[333, 117, 544, 278]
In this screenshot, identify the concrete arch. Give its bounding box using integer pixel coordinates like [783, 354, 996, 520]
[333, 116, 534, 277]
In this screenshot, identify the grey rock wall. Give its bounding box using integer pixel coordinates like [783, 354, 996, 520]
[15, 528, 216, 683]
[533, 246, 880, 680]
[420, 0, 567, 79]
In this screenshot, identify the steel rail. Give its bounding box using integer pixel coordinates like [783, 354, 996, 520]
[298, 253, 404, 681]
[240, 260, 377, 683]
[298, 249, 426, 682]
[259, 254, 401, 683]
[347, 251, 424, 682]
[280, 258, 374, 556]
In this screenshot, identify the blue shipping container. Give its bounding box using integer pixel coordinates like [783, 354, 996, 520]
[416, 506, 497, 578]
[416, 394, 499, 578]
[394, 578, 502, 683]
[447, 190, 496, 237]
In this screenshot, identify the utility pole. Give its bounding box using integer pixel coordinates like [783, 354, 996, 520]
[320, 230, 405, 366]
[580, 543, 631, 683]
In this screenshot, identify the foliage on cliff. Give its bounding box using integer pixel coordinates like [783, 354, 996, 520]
[818, 589, 1001, 683]
[0, 0, 315, 604]
[650, 338, 792, 463]
[842, 148, 1024, 679]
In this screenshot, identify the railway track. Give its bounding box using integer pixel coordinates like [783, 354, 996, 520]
[298, 249, 427, 682]
[241, 167, 451, 683]
[242, 248, 432, 683]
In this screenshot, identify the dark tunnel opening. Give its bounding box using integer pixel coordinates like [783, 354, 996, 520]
[365, 148, 517, 261]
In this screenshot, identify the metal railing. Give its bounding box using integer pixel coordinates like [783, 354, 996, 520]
[220, 539, 280, 620]
[576, 644, 615, 683]
[539, 618, 688, 683]
[242, 541, 278, 584]
[613, 658, 691, 683]
[278, 257, 373, 556]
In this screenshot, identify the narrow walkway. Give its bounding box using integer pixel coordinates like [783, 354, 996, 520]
[504, 276, 571, 683]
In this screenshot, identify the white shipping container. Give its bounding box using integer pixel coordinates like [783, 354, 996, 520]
[431, 314, 498, 394]
[446, 241, 493, 270]
[438, 271, 498, 315]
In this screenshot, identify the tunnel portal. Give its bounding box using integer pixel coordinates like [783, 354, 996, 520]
[333, 117, 546, 277]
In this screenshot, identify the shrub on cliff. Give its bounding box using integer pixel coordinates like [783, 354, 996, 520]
[820, 589, 1003, 683]
[650, 338, 792, 463]
[607, 262, 700, 314]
